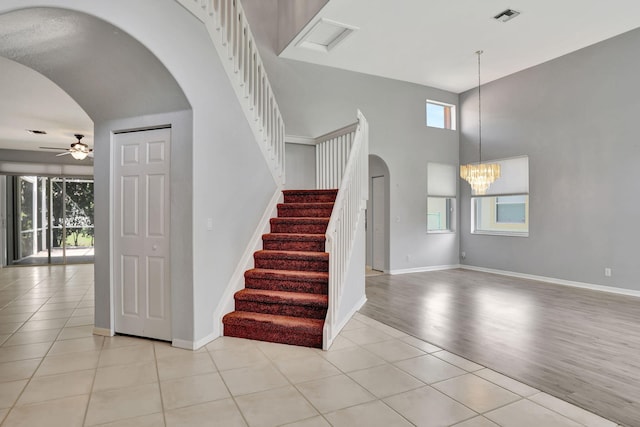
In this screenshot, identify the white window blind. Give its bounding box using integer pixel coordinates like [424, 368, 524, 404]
[483, 156, 529, 195]
[427, 162, 456, 196]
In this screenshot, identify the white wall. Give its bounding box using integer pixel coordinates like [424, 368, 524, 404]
[284, 143, 316, 190]
[242, 0, 461, 272]
[459, 27, 640, 292]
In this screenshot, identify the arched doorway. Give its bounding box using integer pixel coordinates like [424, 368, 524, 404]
[366, 154, 390, 273]
[0, 6, 190, 341]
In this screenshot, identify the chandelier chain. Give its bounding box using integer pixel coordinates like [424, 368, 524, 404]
[477, 50, 482, 164]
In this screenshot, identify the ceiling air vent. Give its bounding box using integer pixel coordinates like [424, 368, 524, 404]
[297, 18, 359, 53]
[494, 9, 520, 22]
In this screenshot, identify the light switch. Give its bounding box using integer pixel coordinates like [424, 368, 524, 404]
[206, 217, 213, 230]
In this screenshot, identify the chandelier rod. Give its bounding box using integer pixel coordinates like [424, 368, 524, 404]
[477, 50, 483, 164]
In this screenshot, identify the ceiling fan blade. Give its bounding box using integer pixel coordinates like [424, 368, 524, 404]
[56, 152, 71, 157]
[39, 146, 67, 151]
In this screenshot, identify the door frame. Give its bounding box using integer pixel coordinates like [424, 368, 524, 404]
[110, 125, 172, 341]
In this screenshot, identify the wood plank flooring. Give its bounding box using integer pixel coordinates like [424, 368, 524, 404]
[361, 269, 640, 427]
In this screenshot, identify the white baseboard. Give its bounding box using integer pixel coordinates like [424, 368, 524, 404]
[389, 264, 461, 275]
[211, 188, 283, 338]
[324, 295, 367, 350]
[92, 327, 113, 337]
[172, 330, 218, 350]
[461, 265, 640, 298]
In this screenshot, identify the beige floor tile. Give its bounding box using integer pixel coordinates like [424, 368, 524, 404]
[399, 335, 442, 353]
[165, 398, 246, 427]
[35, 350, 100, 376]
[325, 400, 413, 427]
[2, 394, 88, 427]
[320, 346, 386, 372]
[2, 328, 61, 346]
[98, 343, 155, 367]
[17, 369, 95, 405]
[0, 380, 28, 409]
[205, 336, 257, 352]
[157, 352, 216, 381]
[0, 323, 23, 335]
[154, 341, 205, 360]
[341, 318, 368, 331]
[362, 339, 426, 362]
[340, 326, 394, 345]
[85, 382, 162, 426]
[38, 302, 79, 312]
[485, 399, 583, 427]
[30, 309, 75, 321]
[474, 368, 539, 397]
[0, 408, 8, 424]
[209, 346, 270, 371]
[529, 392, 617, 427]
[88, 412, 165, 427]
[281, 416, 330, 427]
[348, 364, 424, 398]
[93, 362, 158, 392]
[454, 416, 501, 427]
[257, 340, 320, 362]
[160, 372, 230, 410]
[384, 386, 476, 427]
[235, 385, 318, 427]
[394, 354, 466, 384]
[0, 305, 40, 315]
[0, 359, 41, 382]
[324, 335, 358, 351]
[18, 318, 68, 332]
[48, 336, 104, 356]
[432, 350, 485, 372]
[433, 373, 520, 413]
[57, 325, 94, 340]
[64, 315, 94, 327]
[0, 334, 10, 346]
[102, 335, 152, 350]
[0, 342, 52, 363]
[71, 307, 94, 317]
[296, 374, 375, 413]
[0, 313, 32, 323]
[220, 363, 289, 396]
[364, 320, 409, 339]
[273, 353, 341, 384]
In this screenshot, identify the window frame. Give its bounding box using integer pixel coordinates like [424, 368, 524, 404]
[472, 194, 529, 237]
[427, 196, 455, 233]
[426, 100, 456, 130]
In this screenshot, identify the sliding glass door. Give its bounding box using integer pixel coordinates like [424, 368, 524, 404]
[6, 175, 94, 266]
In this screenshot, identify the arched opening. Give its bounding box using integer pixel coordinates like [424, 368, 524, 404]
[0, 6, 191, 341]
[366, 154, 390, 273]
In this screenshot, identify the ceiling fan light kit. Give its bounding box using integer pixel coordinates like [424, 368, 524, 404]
[41, 133, 92, 160]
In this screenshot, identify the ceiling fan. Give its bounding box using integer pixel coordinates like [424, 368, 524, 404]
[40, 134, 93, 160]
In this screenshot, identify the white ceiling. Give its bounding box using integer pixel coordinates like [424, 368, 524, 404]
[0, 7, 189, 154]
[280, 0, 640, 93]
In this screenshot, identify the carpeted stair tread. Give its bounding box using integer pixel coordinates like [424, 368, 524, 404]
[223, 311, 323, 348]
[277, 202, 334, 218]
[245, 268, 328, 294]
[262, 233, 325, 252]
[254, 250, 329, 272]
[270, 217, 330, 234]
[235, 289, 328, 307]
[283, 189, 338, 204]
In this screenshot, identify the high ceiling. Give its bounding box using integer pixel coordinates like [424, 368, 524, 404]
[0, 7, 189, 154]
[280, 0, 640, 93]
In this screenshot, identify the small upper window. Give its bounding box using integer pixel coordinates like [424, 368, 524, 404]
[426, 100, 456, 130]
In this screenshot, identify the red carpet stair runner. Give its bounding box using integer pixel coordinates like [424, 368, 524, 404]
[223, 189, 338, 348]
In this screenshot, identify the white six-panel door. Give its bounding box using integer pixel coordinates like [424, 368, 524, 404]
[113, 128, 171, 341]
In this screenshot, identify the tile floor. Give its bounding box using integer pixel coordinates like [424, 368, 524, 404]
[0, 264, 622, 426]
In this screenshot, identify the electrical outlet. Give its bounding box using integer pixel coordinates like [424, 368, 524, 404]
[461, 251, 466, 260]
[604, 267, 612, 277]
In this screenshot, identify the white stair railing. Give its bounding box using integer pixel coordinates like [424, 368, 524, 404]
[176, 0, 285, 186]
[315, 122, 358, 190]
[321, 111, 369, 349]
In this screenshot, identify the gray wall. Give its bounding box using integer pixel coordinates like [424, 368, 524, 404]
[243, 0, 461, 272]
[459, 27, 640, 291]
[284, 143, 315, 190]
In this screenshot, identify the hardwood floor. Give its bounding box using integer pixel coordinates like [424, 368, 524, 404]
[361, 269, 640, 427]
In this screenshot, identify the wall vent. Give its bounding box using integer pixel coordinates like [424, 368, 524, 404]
[494, 9, 520, 22]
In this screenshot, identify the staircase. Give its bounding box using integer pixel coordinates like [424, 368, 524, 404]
[222, 189, 338, 348]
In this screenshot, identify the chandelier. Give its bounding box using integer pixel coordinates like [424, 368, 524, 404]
[460, 50, 500, 195]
